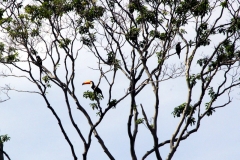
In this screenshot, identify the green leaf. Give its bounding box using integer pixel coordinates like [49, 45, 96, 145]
[6, 52, 19, 62]
[83, 91, 96, 101]
[83, 90, 103, 101]
[58, 38, 71, 48]
[172, 103, 194, 118]
[125, 27, 140, 42]
[42, 76, 49, 83]
[149, 30, 161, 38]
[90, 103, 98, 110]
[106, 51, 115, 65]
[42, 76, 51, 88]
[220, 1, 228, 8]
[136, 118, 144, 124]
[188, 117, 196, 126]
[0, 8, 4, 19]
[0, 42, 5, 54]
[205, 105, 215, 116]
[84, 6, 105, 21]
[207, 87, 217, 100]
[96, 112, 101, 116]
[0, 134, 10, 144]
[205, 100, 216, 116]
[81, 34, 96, 47]
[30, 29, 39, 37]
[188, 74, 199, 88]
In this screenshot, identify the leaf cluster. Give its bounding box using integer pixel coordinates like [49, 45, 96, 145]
[90, 103, 98, 110]
[25, 0, 72, 21]
[217, 17, 240, 35]
[172, 103, 195, 118]
[79, 21, 94, 34]
[83, 90, 103, 101]
[106, 51, 116, 65]
[136, 8, 157, 25]
[0, 7, 12, 26]
[126, 27, 140, 42]
[0, 47, 19, 63]
[188, 74, 200, 88]
[221, 40, 235, 58]
[156, 51, 163, 64]
[0, 134, 10, 144]
[187, 117, 196, 126]
[228, 17, 240, 32]
[128, 1, 145, 14]
[84, 6, 105, 22]
[207, 87, 216, 100]
[58, 38, 71, 48]
[5, 52, 19, 62]
[196, 38, 211, 47]
[197, 57, 208, 67]
[207, 40, 237, 69]
[204, 87, 217, 116]
[0, 42, 4, 59]
[176, 0, 210, 17]
[136, 118, 144, 125]
[42, 76, 51, 88]
[196, 22, 212, 47]
[205, 102, 215, 116]
[150, 30, 166, 40]
[172, 103, 196, 126]
[81, 33, 96, 47]
[106, 52, 121, 70]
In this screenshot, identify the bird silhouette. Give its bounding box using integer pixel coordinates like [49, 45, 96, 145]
[176, 42, 181, 59]
[36, 56, 43, 74]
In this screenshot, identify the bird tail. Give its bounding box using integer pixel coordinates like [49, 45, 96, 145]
[40, 67, 43, 74]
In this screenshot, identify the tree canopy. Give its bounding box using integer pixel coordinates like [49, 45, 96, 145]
[0, 0, 240, 159]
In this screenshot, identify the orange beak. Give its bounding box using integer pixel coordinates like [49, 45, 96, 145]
[82, 80, 91, 85]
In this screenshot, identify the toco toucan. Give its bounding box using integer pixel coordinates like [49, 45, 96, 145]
[82, 80, 104, 98]
[176, 42, 181, 59]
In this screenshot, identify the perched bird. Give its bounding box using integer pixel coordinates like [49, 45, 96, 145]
[36, 56, 42, 66]
[36, 56, 43, 74]
[82, 80, 104, 98]
[176, 42, 181, 59]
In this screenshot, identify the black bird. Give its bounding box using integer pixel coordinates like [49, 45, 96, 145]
[36, 56, 42, 66]
[176, 42, 181, 59]
[36, 56, 43, 74]
[82, 80, 104, 98]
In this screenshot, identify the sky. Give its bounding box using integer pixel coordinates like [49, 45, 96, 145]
[1, 1, 240, 160]
[1, 51, 240, 160]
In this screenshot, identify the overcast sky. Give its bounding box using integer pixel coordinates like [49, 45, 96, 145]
[1, 50, 240, 160]
[1, 1, 240, 160]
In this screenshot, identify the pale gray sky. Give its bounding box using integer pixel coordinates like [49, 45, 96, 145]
[1, 50, 240, 159]
[1, 0, 240, 160]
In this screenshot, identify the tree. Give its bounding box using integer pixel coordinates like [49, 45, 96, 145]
[0, 0, 240, 159]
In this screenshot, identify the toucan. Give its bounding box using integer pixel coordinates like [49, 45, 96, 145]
[176, 42, 181, 59]
[82, 80, 104, 98]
